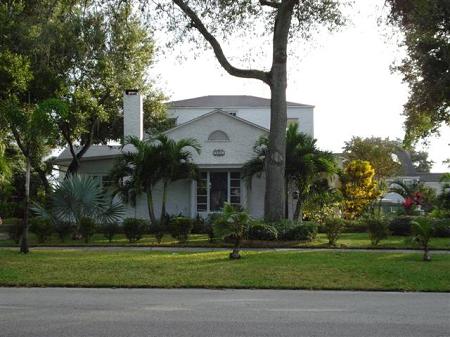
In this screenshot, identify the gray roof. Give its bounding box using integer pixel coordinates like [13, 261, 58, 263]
[167, 95, 313, 108]
[56, 145, 122, 163]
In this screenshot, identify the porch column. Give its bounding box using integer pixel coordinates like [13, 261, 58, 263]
[190, 179, 197, 218]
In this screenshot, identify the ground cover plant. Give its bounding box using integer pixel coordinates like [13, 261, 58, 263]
[0, 249, 449, 292]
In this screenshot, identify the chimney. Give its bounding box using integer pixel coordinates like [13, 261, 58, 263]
[123, 89, 144, 140]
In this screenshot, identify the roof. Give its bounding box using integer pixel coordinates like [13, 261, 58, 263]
[55, 145, 122, 163]
[167, 95, 313, 108]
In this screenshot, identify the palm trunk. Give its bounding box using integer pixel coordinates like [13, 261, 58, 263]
[146, 187, 156, 224]
[160, 181, 168, 225]
[230, 237, 241, 259]
[20, 157, 31, 254]
[423, 245, 431, 261]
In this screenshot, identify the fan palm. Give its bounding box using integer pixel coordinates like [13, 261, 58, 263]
[156, 134, 200, 225]
[410, 217, 434, 261]
[33, 175, 124, 233]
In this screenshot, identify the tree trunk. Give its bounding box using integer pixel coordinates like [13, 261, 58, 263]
[230, 237, 241, 260]
[284, 178, 289, 219]
[423, 245, 431, 261]
[146, 187, 156, 224]
[293, 199, 303, 223]
[160, 181, 168, 225]
[264, 2, 295, 222]
[20, 157, 31, 254]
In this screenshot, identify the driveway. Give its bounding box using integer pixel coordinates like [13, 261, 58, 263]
[0, 288, 449, 337]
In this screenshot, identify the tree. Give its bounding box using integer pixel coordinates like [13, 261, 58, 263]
[243, 123, 337, 221]
[389, 179, 437, 214]
[343, 137, 402, 179]
[386, 0, 450, 145]
[409, 149, 433, 172]
[0, 135, 12, 186]
[213, 203, 252, 259]
[155, 135, 200, 225]
[340, 160, 381, 219]
[142, 0, 347, 221]
[0, 98, 58, 253]
[110, 136, 162, 224]
[410, 217, 434, 261]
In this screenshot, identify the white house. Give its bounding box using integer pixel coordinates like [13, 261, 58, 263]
[56, 91, 314, 219]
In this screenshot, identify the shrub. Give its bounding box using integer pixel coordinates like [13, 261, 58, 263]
[123, 218, 148, 243]
[191, 215, 207, 234]
[323, 218, 345, 246]
[284, 222, 318, 241]
[54, 222, 72, 242]
[389, 216, 415, 236]
[79, 217, 97, 243]
[432, 218, 450, 238]
[102, 222, 119, 243]
[149, 221, 165, 244]
[169, 216, 194, 243]
[410, 217, 434, 261]
[341, 219, 367, 233]
[29, 218, 53, 243]
[364, 217, 389, 246]
[3, 218, 22, 243]
[270, 219, 299, 240]
[248, 223, 278, 241]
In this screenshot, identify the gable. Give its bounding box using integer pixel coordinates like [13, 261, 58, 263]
[165, 110, 268, 166]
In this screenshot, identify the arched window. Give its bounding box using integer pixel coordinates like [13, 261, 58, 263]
[208, 130, 230, 142]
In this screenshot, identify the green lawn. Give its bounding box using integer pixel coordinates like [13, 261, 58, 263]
[1, 232, 449, 249]
[0, 249, 449, 291]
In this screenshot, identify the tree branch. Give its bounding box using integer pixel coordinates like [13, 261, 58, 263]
[260, 0, 280, 9]
[172, 0, 271, 85]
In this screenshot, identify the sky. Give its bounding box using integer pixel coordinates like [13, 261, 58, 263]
[148, 0, 449, 173]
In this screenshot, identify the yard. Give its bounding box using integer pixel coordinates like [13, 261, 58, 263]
[0, 249, 449, 291]
[1, 232, 449, 250]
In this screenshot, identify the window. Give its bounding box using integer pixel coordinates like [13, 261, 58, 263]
[287, 118, 299, 127]
[196, 171, 241, 212]
[208, 130, 230, 142]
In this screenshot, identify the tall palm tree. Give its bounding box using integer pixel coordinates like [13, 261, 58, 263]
[243, 123, 337, 221]
[156, 134, 200, 225]
[110, 136, 162, 223]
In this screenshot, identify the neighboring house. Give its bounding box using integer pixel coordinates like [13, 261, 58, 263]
[55, 91, 314, 219]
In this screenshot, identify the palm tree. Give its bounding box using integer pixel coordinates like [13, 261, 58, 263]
[410, 217, 434, 261]
[110, 136, 161, 224]
[243, 123, 337, 221]
[33, 175, 123, 234]
[156, 134, 200, 225]
[213, 203, 251, 259]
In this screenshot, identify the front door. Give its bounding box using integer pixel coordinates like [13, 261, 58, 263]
[209, 172, 228, 211]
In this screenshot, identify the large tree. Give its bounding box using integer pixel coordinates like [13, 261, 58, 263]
[141, 0, 347, 221]
[386, 0, 450, 145]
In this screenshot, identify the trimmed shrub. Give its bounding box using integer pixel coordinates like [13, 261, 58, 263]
[284, 222, 318, 241]
[323, 218, 345, 246]
[364, 217, 389, 246]
[169, 216, 194, 243]
[55, 222, 72, 242]
[123, 218, 148, 243]
[270, 219, 299, 240]
[79, 217, 97, 243]
[149, 221, 165, 244]
[432, 218, 450, 237]
[102, 222, 119, 243]
[342, 219, 367, 233]
[192, 215, 207, 234]
[248, 223, 278, 241]
[389, 216, 415, 236]
[29, 218, 53, 243]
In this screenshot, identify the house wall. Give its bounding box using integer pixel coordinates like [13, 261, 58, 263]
[168, 106, 314, 136]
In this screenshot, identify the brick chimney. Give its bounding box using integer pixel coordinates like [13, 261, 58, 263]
[123, 89, 143, 140]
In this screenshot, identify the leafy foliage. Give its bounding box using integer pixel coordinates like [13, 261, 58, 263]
[102, 222, 120, 243]
[169, 216, 194, 243]
[248, 223, 278, 241]
[323, 217, 345, 246]
[284, 222, 318, 241]
[79, 217, 97, 243]
[389, 179, 437, 214]
[363, 216, 389, 246]
[340, 160, 381, 219]
[29, 218, 53, 243]
[386, 0, 450, 144]
[410, 217, 434, 261]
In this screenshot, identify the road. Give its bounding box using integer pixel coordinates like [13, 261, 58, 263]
[0, 288, 449, 337]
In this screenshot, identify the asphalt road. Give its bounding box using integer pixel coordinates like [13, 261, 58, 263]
[0, 288, 449, 337]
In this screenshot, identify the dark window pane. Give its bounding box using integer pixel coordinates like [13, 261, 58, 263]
[197, 196, 207, 204]
[231, 196, 240, 203]
[197, 188, 207, 196]
[230, 180, 240, 188]
[197, 204, 207, 212]
[230, 188, 240, 196]
[230, 172, 240, 179]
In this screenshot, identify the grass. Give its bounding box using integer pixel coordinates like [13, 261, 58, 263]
[0, 249, 449, 291]
[0, 232, 449, 250]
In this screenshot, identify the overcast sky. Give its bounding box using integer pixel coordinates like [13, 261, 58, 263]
[149, 0, 449, 173]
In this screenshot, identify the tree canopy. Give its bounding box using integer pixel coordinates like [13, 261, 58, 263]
[386, 0, 450, 145]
